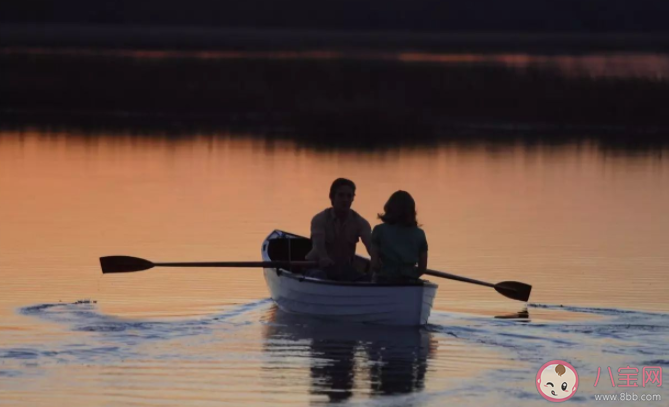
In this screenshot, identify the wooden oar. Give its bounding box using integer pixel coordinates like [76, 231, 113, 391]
[424, 269, 532, 302]
[100, 255, 317, 274]
[100, 256, 531, 302]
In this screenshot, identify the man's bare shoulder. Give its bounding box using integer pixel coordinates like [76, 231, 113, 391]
[312, 208, 331, 221]
[310, 208, 332, 227]
[351, 210, 371, 228]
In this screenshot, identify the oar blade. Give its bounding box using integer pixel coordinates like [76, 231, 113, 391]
[494, 281, 533, 302]
[100, 256, 155, 274]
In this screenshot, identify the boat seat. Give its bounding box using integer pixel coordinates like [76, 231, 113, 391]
[267, 238, 313, 263]
[352, 256, 371, 273]
[267, 236, 371, 273]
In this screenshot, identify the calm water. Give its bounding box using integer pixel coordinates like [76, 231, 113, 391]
[1, 131, 668, 406]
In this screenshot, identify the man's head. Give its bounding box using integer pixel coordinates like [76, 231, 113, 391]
[329, 178, 356, 212]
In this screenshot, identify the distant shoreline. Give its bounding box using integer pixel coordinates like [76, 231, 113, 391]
[2, 24, 669, 54]
[2, 51, 669, 146]
[3, 108, 668, 153]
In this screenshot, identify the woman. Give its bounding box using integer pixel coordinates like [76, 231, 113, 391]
[370, 191, 428, 283]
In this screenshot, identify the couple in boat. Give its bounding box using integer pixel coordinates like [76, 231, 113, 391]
[305, 178, 428, 283]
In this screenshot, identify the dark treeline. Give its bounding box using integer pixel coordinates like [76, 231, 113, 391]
[1, 53, 668, 151]
[2, 116, 666, 154]
[4, 25, 669, 54]
[1, 0, 668, 33]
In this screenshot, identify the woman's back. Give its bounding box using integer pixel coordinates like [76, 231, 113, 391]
[372, 223, 428, 280]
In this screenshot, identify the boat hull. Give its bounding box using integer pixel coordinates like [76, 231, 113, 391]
[262, 230, 437, 326]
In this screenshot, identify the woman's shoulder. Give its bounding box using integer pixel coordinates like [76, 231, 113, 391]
[414, 226, 427, 239]
[372, 223, 388, 233]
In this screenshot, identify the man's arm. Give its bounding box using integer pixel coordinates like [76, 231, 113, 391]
[360, 219, 373, 257]
[367, 223, 381, 273]
[370, 243, 381, 272]
[308, 214, 333, 267]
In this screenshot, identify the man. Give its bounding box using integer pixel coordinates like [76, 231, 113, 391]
[305, 178, 372, 281]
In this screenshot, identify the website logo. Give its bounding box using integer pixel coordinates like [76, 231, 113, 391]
[536, 360, 579, 402]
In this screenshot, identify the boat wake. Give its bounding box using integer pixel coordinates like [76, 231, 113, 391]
[423, 303, 669, 405]
[3, 300, 669, 406]
[1, 299, 272, 376]
[429, 303, 669, 361]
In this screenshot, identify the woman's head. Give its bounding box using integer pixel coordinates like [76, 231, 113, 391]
[378, 190, 418, 227]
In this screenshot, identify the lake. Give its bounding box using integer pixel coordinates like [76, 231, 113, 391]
[1, 129, 668, 406]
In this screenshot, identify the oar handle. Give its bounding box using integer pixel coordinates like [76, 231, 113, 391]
[424, 269, 495, 288]
[100, 256, 318, 274]
[154, 261, 317, 268]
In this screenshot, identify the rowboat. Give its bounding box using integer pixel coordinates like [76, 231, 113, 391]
[261, 230, 438, 326]
[101, 233, 529, 322]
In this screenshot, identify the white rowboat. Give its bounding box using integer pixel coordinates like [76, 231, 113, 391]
[261, 230, 438, 326]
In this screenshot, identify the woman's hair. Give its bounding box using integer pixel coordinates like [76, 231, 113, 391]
[378, 190, 419, 227]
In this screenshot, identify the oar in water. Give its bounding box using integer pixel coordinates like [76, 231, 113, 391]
[424, 269, 532, 302]
[99, 255, 317, 274]
[100, 256, 531, 302]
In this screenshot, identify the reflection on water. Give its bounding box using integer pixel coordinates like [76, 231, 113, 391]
[2, 122, 668, 155]
[1, 130, 668, 316]
[262, 306, 435, 404]
[494, 308, 530, 321]
[3, 298, 669, 407]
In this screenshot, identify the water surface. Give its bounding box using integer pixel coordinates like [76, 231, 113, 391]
[1, 132, 668, 405]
